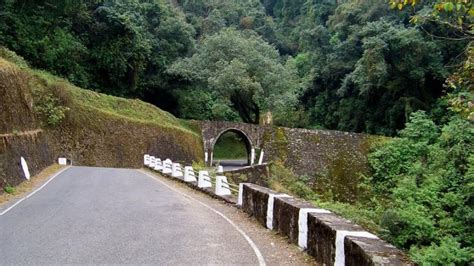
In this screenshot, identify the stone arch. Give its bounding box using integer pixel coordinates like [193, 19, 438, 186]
[211, 128, 253, 165]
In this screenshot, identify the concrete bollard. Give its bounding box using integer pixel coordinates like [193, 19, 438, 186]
[250, 148, 255, 165]
[58, 157, 67, 165]
[149, 156, 156, 168]
[172, 163, 183, 178]
[217, 165, 224, 173]
[184, 166, 197, 182]
[144, 154, 150, 166]
[162, 159, 172, 175]
[198, 171, 212, 188]
[237, 183, 245, 206]
[153, 158, 163, 171]
[215, 176, 231, 196]
[258, 150, 264, 165]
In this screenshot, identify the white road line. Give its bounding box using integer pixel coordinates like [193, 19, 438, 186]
[140, 169, 267, 266]
[0, 166, 71, 216]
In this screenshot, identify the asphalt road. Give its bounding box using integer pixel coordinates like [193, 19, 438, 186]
[0, 166, 263, 264]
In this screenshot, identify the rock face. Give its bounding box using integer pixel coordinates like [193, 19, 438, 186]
[196, 120, 383, 202]
[0, 58, 203, 188]
[240, 183, 413, 265]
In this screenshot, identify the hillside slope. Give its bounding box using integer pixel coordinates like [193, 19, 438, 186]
[0, 50, 203, 188]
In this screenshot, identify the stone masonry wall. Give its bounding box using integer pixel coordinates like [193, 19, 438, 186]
[240, 183, 412, 265]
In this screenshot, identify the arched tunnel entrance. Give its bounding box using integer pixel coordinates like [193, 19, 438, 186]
[211, 129, 252, 171]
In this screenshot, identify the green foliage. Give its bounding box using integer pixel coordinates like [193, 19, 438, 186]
[3, 185, 15, 194]
[32, 91, 70, 127]
[368, 111, 474, 264]
[169, 28, 304, 125]
[213, 132, 248, 160]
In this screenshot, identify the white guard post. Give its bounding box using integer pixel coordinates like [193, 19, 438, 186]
[217, 165, 224, 173]
[172, 163, 183, 178]
[184, 166, 197, 182]
[162, 159, 172, 174]
[149, 156, 156, 168]
[153, 158, 163, 171]
[237, 183, 245, 206]
[204, 152, 208, 164]
[20, 157, 30, 180]
[58, 157, 67, 165]
[198, 171, 212, 188]
[215, 176, 231, 196]
[250, 148, 255, 165]
[144, 154, 150, 166]
[258, 150, 264, 165]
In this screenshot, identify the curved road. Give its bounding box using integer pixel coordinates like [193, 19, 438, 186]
[0, 167, 267, 264]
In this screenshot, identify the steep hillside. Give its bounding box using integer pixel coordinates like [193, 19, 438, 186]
[0, 50, 203, 189]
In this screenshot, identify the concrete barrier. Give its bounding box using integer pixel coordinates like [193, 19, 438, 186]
[149, 156, 156, 168]
[240, 183, 413, 265]
[172, 163, 183, 178]
[198, 170, 212, 188]
[162, 159, 172, 175]
[154, 158, 163, 171]
[58, 157, 67, 165]
[215, 176, 231, 196]
[144, 154, 150, 166]
[184, 166, 197, 182]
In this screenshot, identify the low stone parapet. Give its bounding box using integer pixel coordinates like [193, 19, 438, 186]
[240, 183, 413, 265]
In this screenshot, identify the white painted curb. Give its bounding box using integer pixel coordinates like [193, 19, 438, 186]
[266, 193, 292, 229]
[335, 230, 378, 266]
[184, 166, 197, 182]
[297, 208, 331, 249]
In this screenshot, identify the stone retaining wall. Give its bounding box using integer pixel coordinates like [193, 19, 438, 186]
[240, 183, 412, 265]
[223, 164, 270, 186]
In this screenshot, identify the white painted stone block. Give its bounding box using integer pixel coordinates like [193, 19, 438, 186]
[217, 165, 224, 173]
[215, 176, 231, 196]
[172, 163, 183, 178]
[250, 148, 255, 165]
[20, 157, 30, 180]
[198, 171, 212, 188]
[153, 158, 163, 171]
[266, 193, 292, 229]
[162, 159, 172, 174]
[144, 154, 150, 166]
[298, 208, 331, 249]
[184, 166, 197, 182]
[258, 150, 264, 165]
[204, 152, 208, 163]
[237, 183, 244, 206]
[58, 157, 67, 165]
[335, 230, 378, 266]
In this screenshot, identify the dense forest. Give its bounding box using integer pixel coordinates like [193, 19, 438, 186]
[1, 0, 470, 134]
[1, 0, 472, 264]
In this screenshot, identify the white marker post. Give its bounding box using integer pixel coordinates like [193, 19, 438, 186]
[20, 157, 30, 180]
[250, 148, 256, 165]
[149, 156, 156, 168]
[204, 152, 208, 164]
[335, 231, 378, 266]
[58, 157, 67, 165]
[154, 158, 163, 171]
[258, 150, 264, 165]
[237, 183, 245, 206]
[162, 159, 172, 174]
